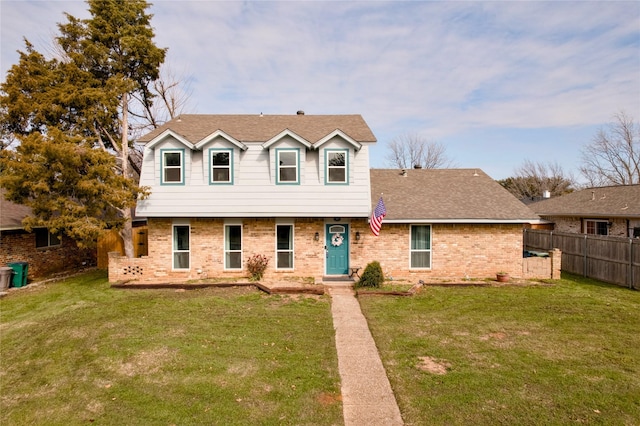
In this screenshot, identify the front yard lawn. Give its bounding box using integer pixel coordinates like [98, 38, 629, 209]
[358, 274, 640, 425]
[0, 271, 342, 425]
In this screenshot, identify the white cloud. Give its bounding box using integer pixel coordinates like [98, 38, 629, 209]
[1, 0, 638, 179]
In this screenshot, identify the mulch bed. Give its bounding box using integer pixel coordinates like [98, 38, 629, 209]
[110, 281, 325, 295]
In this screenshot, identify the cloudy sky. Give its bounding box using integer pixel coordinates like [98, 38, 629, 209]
[2, 1, 639, 181]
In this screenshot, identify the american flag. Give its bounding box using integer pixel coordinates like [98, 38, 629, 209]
[370, 197, 387, 236]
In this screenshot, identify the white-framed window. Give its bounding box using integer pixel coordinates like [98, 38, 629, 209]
[410, 225, 431, 269]
[224, 224, 242, 269]
[276, 149, 299, 184]
[585, 219, 609, 236]
[276, 224, 294, 269]
[172, 224, 190, 270]
[161, 149, 184, 184]
[325, 149, 348, 184]
[210, 148, 232, 184]
[35, 229, 61, 248]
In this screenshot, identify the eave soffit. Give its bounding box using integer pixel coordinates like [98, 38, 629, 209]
[194, 130, 248, 151]
[313, 129, 362, 151]
[262, 129, 313, 149]
[142, 129, 193, 150]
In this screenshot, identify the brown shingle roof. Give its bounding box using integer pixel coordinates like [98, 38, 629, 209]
[1, 189, 32, 230]
[370, 169, 538, 222]
[137, 114, 377, 144]
[530, 185, 640, 218]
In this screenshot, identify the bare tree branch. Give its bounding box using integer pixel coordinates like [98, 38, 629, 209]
[128, 64, 193, 138]
[499, 160, 575, 201]
[579, 111, 640, 186]
[385, 133, 454, 169]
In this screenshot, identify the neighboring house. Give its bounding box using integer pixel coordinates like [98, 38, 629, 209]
[110, 112, 542, 284]
[0, 190, 96, 280]
[530, 185, 640, 238]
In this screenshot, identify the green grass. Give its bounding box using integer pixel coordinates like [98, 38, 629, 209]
[358, 274, 640, 426]
[0, 271, 342, 425]
[355, 283, 415, 293]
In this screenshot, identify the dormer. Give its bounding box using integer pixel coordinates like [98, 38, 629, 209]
[314, 129, 362, 186]
[262, 129, 312, 185]
[143, 129, 194, 186]
[195, 130, 248, 185]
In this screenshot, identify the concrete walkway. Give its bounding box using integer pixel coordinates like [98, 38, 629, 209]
[325, 282, 404, 426]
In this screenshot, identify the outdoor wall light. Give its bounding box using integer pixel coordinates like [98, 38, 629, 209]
[314, 232, 320, 241]
[355, 231, 361, 241]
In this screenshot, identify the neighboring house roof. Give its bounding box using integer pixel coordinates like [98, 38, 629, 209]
[370, 168, 539, 223]
[137, 114, 377, 146]
[530, 185, 640, 218]
[0, 189, 32, 231]
[1, 189, 145, 231]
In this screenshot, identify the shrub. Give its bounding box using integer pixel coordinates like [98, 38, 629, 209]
[246, 254, 269, 281]
[357, 261, 384, 288]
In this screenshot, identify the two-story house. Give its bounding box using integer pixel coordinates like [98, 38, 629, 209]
[133, 112, 376, 282]
[110, 112, 541, 284]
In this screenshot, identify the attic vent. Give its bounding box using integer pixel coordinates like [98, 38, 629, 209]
[296, 110, 305, 115]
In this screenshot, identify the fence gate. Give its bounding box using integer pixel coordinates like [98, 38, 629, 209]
[97, 226, 148, 269]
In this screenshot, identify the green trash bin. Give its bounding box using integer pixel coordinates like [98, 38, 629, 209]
[8, 262, 28, 288]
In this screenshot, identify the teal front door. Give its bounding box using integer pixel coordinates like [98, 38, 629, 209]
[326, 224, 349, 275]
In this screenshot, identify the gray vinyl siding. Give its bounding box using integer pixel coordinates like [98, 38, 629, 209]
[137, 136, 372, 218]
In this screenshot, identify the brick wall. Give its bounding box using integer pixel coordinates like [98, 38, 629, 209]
[0, 230, 96, 280]
[353, 223, 525, 280]
[522, 249, 561, 280]
[109, 219, 528, 283]
[109, 218, 329, 283]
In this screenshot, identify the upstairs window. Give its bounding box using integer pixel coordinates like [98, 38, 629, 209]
[276, 149, 299, 184]
[326, 149, 348, 184]
[162, 149, 184, 184]
[210, 149, 232, 184]
[35, 229, 61, 248]
[585, 219, 608, 236]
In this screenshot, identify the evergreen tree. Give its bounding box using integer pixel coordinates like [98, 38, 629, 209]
[1, 129, 142, 247]
[0, 0, 165, 254]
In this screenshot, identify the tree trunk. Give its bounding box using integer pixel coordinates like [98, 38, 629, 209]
[120, 207, 134, 258]
[121, 92, 135, 258]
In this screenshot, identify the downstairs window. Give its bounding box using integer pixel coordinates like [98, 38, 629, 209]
[410, 225, 431, 269]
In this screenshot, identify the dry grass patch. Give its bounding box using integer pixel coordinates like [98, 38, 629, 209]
[416, 356, 450, 375]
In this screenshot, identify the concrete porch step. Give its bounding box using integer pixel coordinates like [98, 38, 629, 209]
[322, 275, 354, 282]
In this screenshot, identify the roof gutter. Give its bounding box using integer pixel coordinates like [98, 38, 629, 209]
[537, 213, 640, 219]
[382, 218, 542, 224]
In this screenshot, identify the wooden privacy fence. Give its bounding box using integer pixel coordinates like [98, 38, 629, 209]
[524, 229, 639, 289]
[97, 226, 148, 269]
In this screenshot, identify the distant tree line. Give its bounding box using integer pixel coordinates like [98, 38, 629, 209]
[385, 111, 639, 200]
